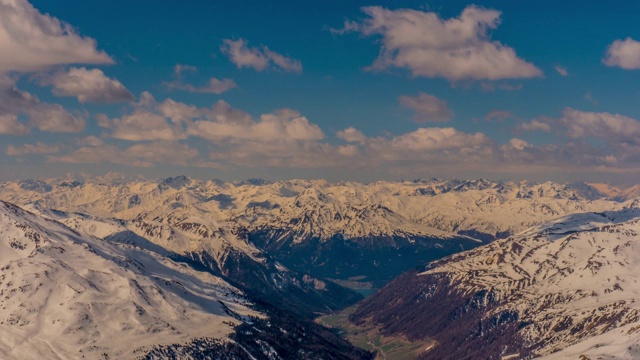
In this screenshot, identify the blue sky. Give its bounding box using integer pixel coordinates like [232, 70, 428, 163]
[2, 0, 640, 183]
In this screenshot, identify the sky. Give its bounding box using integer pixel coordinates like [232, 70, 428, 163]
[2, 0, 640, 183]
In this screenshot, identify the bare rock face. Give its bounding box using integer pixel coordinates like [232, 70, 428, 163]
[350, 204, 640, 359]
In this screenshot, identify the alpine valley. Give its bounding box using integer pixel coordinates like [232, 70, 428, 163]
[0, 174, 638, 359]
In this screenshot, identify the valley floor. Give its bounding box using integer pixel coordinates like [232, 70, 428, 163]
[318, 306, 433, 360]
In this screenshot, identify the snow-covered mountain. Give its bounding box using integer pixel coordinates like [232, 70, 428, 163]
[0, 176, 623, 240]
[0, 176, 624, 288]
[0, 199, 251, 359]
[349, 200, 640, 359]
[0, 200, 372, 360]
[21, 204, 362, 317]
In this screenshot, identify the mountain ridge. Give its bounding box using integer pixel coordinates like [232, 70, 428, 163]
[0, 176, 625, 289]
[0, 199, 373, 360]
[348, 202, 640, 359]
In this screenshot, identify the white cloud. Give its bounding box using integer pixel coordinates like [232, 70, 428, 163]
[50, 141, 199, 168]
[603, 37, 640, 69]
[89, 95, 339, 168]
[519, 119, 551, 132]
[33, 93, 640, 176]
[157, 99, 202, 125]
[0, 114, 28, 134]
[98, 95, 295, 143]
[504, 138, 531, 151]
[220, 39, 268, 71]
[496, 109, 640, 171]
[189, 106, 324, 141]
[221, 38, 302, 73]
[6, 142, 59, 155]
[0, 76, 85, 133]
[27, 103, 85, 132]
[77, 135, 104, 147]
[555, 65, 568, 76]
[382, 127, 492, 153]
[103, 111, 184, 141]
[336, 5, 541, 81]
[399, 92, 453, 122]
[262, 47, 303, 73]
[98, 97, 186, 142]
[560, 108, 640, 144]
[165, 64, 237, 94]
[0, 0, 112, 72]
[43, 67, 134, 103]
[337, 127, 367, 144]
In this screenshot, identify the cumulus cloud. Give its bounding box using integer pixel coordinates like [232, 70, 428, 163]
[335, 5, 541, 81]
[0, 0, 112, 72]
[221, 38, 302, 73]
[399, 92, 453, 122]
[50, 141, 199, 168]
[31, 92, 640, 176]
[381, 127, 491, 153]
[97, 93, 185, 141]
[190, 107, 324, 142]
[603, 37, 640, 69]
[93, 93, 332, 167]
[337, 127, 367, 144]
[165, 64, 237, 94]
[99, 111, 184, 141]
[77, 135, 104, 147]
[88, 94, 347, 168]
[504, 138, 531, 151]
[6, 142, 59, 155]
[28, 103, 85, 132]
[560, 108, 640, 144]
[42, 67, 134, 103]
[555, 65, 569, 76]
[0, 76, 85, 133]
[519, 119, 551, 132]
[0, 114, 28, 134]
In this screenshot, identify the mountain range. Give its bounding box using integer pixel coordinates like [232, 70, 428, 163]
[1, 174, 638, 358]
[0, 200, 370, 359]
[0, 176, 624, 288]
[349, 201, 640, 359]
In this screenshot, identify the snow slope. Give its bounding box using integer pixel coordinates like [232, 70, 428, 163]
[0, 200, 256, 360]
[350, 200, 640, 359]
[20, 203, 363, 317]
[0, 177, 623, 242]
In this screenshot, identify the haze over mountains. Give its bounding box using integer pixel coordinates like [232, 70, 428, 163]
[1, 174, 640, 359]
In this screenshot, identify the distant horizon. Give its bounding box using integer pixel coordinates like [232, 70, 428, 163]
[2, 171, 638, 189]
